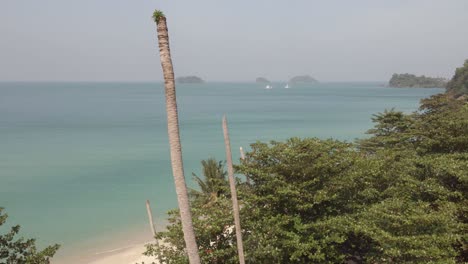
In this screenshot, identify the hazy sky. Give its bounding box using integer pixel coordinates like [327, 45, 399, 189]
[1, 0, 467, 82]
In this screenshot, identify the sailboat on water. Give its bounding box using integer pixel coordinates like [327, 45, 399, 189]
[285, 84, 290, 89]
[265, 84, 272, 89]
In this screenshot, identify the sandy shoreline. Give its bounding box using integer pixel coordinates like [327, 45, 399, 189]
[51, 223, 166, 264]
[88, 241, 159, 264]
[53, 240, 160, 264]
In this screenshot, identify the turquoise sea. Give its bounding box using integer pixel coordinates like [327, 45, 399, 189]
[0, 82, 443, 261]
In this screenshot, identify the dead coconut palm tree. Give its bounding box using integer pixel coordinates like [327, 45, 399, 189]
[152, 10, 201, 264]
[145, 200, 163, 264]
[222, 115, 246, 264]
[239, 146, 250, 184]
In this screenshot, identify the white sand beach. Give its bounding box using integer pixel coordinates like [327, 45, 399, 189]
[52, 228, 163, 264]
[89, 242, 158, 264]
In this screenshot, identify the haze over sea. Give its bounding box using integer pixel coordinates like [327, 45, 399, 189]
[0, 82, 442, 261]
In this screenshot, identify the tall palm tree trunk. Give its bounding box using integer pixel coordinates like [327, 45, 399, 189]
[222, 115, 246, 264]
[153, 11, 201, 264]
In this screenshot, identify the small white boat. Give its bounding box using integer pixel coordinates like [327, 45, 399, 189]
[265, 85, 272, 89]
[285, 84, 290, 89]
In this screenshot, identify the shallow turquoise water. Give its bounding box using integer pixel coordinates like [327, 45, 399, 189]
[0, 82, 442, 258]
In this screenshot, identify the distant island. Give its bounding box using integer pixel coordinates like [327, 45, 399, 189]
[289, 75, 319, 84]
[176, 76, 204, 84]
[389, 73, 447, 88]
[256, 77, 271, 83]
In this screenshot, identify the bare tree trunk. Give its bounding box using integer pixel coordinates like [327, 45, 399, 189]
[239, 147, 250, 185]
[222, 115, 246, 264]
[155, 15, 201, 264]
[146, 200, 164, 264]
[146, 200, 157, 238]
[239, 147, 245, 160]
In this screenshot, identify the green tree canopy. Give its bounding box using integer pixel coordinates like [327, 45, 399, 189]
[190, 158, 229, 207]
[145, 93, 467, 263]
[0, 208, 59, 264]
[446, 59, 468, 97]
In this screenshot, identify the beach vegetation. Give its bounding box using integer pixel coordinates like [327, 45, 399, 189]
[190, 158, 229, 206]
[446, 59, 468, 97]
[144, 90, 467, 263]
[0, 208, 59, 264]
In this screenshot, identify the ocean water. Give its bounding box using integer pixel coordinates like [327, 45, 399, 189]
[0, 82, 443, 260]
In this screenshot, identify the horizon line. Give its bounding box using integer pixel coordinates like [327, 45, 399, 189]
[0, 80, 388, 83]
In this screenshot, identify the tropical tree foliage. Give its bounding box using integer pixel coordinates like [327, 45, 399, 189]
[146, 159, 239, 264]
[144, 93, 467, 263]
[190, 159, 229, 206]
[239, 137, 465, 263]
[357, 108, 415, 152]
[145, 61, 468, 263]
[359, 93, 468, 155]
[446, 59, 468, 97]
[0, 208, 59, 264]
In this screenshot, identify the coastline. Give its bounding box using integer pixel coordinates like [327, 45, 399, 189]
[88, 242, 158, 264]
[1, 83, 445, 264]
[52, 221, 167, 264]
